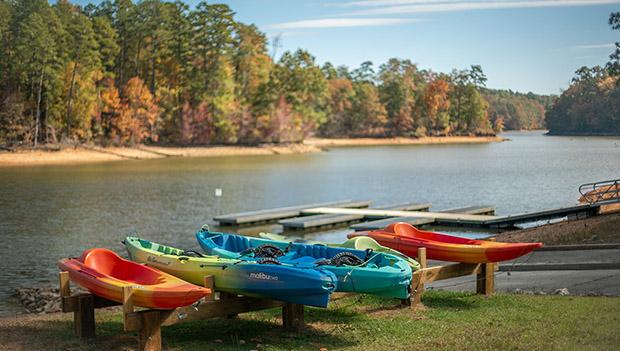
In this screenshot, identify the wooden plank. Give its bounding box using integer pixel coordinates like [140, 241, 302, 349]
[62, 293, 119, 313]
[282, 303, 304, 332]
[59, 272, 71, 312]
[351, 217, 434, 231]
[123, 286, 136, 332]
[476, 262, 495, 296]
[411, 248, 427, 306]
[304, 207, 498, 222]
[280, 213, 366, 229]
[138, 311, 162, 351]
[479, 204, 599, 228]
[282, 202, 429, 229]
[214, 200, 371, 225]
[204, 276, 215, 302]
[350, 205, 496, 231]
[440, 205, 496, 215]
[74, 295, 95, 338]
[159, 297, 283, 326]
[420, 263, 480, 283]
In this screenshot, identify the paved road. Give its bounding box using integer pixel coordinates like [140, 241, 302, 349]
[429, 269, 620, 295]
[427, 248, 620, 296]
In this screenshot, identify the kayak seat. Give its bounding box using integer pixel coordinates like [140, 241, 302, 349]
[81, 248, 164, 285]
[206, 233, 253, 253]
[291, 244, 365, 261]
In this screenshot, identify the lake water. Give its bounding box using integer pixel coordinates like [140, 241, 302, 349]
[0, 131, 619, 315]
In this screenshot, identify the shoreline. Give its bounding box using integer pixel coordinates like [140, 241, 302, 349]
[0, 136, 505, 168]
[304, 135, 506, 147]
[0, 143, 322, 168]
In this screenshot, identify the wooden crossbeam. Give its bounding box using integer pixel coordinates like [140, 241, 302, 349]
[418, 263, 481, 283]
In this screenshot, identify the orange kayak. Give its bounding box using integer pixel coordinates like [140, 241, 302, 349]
[348, 222, 542, 263]
[58, 248, 211, 309]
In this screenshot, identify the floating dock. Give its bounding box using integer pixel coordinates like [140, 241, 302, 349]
[213, 200, 371, 225]
[279, 202, 431, 230]
[350, 205, 496, 231]
[214, 200, 609, 231]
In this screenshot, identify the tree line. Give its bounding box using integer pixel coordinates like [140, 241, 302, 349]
[546, 12, 620, 135]
[0, 0, 550, 147]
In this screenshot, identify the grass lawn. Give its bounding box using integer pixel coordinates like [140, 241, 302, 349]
[1, 291, 618, 351]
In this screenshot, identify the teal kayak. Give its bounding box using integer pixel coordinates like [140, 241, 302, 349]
[258, 232, 420, 271]
[196, 227, 412, 299]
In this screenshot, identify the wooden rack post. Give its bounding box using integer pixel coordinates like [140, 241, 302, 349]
[408, 247, 496, 307]
[282, 303, 304, 332]
[411, 247, 427, 306]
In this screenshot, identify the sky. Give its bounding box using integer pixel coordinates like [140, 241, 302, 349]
[75, 0, 620, 95]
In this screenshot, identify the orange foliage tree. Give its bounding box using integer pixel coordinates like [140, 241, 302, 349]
[423, 76, 451, 134]
[113, 77, 159, 145]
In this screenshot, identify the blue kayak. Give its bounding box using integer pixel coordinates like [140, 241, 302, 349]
[196, 226, 412, 299]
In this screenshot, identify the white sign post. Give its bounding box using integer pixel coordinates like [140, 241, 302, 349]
[215, 188, 222, 215]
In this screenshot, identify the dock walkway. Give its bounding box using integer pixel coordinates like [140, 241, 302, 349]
[350, 205, 496, 231]
[214, 200, 608, 231]
[214, 200, 371, 225]
[279, 202, 431, 230]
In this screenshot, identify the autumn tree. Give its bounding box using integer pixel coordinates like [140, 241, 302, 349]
[606, 12, 620, 77]
[114, 77, 158, 144]
[423, 75, 451, 134]
[378, 58, 418, 136]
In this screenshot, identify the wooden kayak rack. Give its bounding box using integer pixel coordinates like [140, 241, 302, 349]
[58, 272, 303, 351]
[58, 247, 495, 350]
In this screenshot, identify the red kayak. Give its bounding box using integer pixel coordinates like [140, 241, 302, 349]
[58, 248, 211, 309]
[348, 222, 542, 263]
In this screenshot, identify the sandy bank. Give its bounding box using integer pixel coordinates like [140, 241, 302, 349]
[304, 135, 506, 147]
[0, 135, 505, 168]
[0, 144, 322, 168]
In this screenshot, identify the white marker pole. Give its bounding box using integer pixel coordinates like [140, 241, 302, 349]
[215, 188, 222, 215]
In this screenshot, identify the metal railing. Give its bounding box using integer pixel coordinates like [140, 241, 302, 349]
[579, 179, 620, 204]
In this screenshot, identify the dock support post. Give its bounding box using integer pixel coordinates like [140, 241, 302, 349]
[410, 247, 427, 307]
[138, 311, 162, 351]
[282, 303, 304, 331]
[476, 262, 495, 296]
[74, 294, 95, 338]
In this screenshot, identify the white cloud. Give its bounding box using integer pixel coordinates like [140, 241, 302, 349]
[571, 43, 616, 49]
[268, 17, 421, 29]
[339, 0, 620, 15]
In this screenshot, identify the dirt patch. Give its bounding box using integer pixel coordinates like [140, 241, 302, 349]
[495, 212, 620, 245]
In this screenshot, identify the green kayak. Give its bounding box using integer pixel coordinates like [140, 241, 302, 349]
[258, 233, 421, 271]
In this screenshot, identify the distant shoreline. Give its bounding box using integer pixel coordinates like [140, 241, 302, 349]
[0, 136, 506, 168]
[545, 131, 620, 137]
[305, 135, 506, 147]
